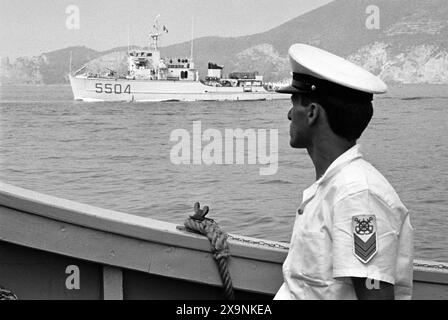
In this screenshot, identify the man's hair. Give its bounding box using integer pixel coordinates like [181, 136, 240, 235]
[302, 86, 374, 141]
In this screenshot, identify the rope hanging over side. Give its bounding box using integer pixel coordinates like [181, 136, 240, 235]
[183, 202, 234, 300]
[0, 286, 18, 300]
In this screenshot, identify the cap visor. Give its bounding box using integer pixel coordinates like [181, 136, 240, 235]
[275, 85, 302, 94]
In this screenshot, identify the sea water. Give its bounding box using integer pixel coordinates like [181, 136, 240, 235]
[0, 84, 447, 262]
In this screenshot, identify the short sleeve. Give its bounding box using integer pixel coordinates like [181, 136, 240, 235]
[332, 190, 399, 284]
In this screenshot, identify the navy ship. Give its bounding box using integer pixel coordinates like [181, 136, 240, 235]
[69, 17, 286, 102]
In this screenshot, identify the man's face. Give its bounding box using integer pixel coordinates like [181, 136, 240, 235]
[287, 93, 312, 148]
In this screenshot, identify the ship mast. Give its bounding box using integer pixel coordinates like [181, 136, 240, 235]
[190, 11, 194, 63]
[149, 14, 162, 52]
[127, 24, 130, 53]
[69, 51, 72, 74]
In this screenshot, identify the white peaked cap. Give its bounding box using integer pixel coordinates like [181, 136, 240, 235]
[277, 44, 387, 95]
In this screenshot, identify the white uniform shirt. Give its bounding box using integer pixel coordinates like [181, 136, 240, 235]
[274, 145, 413, 300]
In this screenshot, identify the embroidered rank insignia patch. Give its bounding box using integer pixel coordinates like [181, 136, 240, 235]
[352, 215, 378, 263]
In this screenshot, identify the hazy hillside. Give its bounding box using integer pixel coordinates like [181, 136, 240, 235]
[2, 0, 448, 84]
[1, 46, 101, 84]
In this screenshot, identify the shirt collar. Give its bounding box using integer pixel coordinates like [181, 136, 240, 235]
[317, 144, 363, 184]
[302, 144, 363, 201]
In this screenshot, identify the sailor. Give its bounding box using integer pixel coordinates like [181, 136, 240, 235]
[274, 44, 414, 300]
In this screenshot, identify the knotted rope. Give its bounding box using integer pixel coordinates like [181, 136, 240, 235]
[183, 203, 234, 300]
[0, 286, 18, 300]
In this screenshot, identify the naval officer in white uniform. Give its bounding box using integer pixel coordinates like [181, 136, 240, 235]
[274, 44, 414, 300]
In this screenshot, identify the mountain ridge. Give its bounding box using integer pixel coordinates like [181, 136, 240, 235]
[2, 0, 448, 84]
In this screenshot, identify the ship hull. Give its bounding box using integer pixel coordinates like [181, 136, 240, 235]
[69, 75, 288, 102]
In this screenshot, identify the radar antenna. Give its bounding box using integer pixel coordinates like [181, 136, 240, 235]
[149, 14, 167, 52]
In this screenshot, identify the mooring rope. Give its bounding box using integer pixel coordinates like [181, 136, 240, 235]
[183, 203, 234, 300]
[0, 286, 18, 300]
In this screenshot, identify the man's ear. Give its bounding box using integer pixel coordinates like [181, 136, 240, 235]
[307, 103, 320, 125]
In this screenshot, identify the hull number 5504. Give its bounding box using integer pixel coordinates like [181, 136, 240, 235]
[95, 83, 131, 94]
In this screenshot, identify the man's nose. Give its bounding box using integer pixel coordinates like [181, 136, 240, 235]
[287, 108, 292, 121]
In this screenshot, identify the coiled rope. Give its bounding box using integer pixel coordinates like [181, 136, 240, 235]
[183, 202, 234, 300]
[0, 286, 18, 300]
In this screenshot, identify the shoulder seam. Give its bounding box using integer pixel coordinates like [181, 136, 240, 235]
[334, 188, 396, 213]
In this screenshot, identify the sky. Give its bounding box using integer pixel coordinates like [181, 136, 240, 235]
[0, 0, 333, 59]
